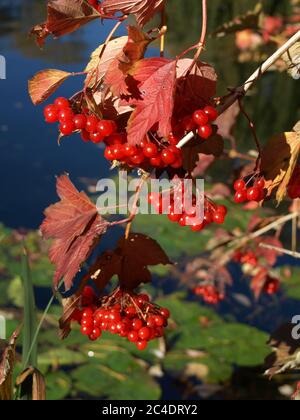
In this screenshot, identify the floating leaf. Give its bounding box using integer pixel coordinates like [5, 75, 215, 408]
[28, 69, 72, 105]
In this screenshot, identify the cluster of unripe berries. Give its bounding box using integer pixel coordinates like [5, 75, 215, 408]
[148, 185, 228, 232]
[193, 285, 224, 305]
[233, 177, 266, 204]
[44, 97, 118, 142]
[288, 164, 300, 199]
[71, 287, 170, 351]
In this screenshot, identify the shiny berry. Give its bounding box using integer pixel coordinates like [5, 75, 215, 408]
[54, 97, 70, 109]
[138, 327, 151, 341]
[213, 212, 225, 224]
[132, 318, 143, 331]
[193, 110, 209, 126]
[161, 148, 176, 165]
[143, 143, 158, 158]
[128, 331, 139, 343]
[234, 179, 246, 191]
[234, 190, 247, 203]
[86, 115, 99, 133]
[97, 120, 117, 137]
[203, 106, 218, 121]
[81, 129, 90, 142]
[59, 121, 75, 136]
[136, 340, 148, 351]
[73, 114, 87, 130]
[58, 108, 74, 123]
[198, 124, 213, 139]
[90, 132, 104, 144]
[247, 187, 261, 202]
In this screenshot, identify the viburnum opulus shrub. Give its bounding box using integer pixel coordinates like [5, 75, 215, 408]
[28, 0, 300, 384]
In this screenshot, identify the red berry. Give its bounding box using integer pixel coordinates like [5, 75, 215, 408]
[161, 148, 176, 165]
[81, 317, 93, 327]
[154, 315, 164, 327]
[136, 340, 148, 351]
[59, 121, 75, 136]
[138, 327, 151, 341]
[146, 316, 156, 328]
[81, 325, 93, 335]
[181, 115, 197, 132]
[82, 308, 94, 318]
[81, 129, 90, 142]
[191, 223, 204, 232]
[97, 120, 117, 137]
[203, 212, 213, 224]
[112, 144, 125, 160]
[123, 143, 137, 157]
[168, 132, 179, 146]
[255, 178, 265, 189]
[130, 151, 145, 166]
[203, 106, 218, 121]
[128, 331, 139, 343]
[160, 308, 170, 318]
[73, 114, 87, 130]
[86, 115, 99, 133]
[143, 143, 158, 158]
[247, 187, 261, 202]
[125, 306, 137, 318]
[131, 318, 143, 331]
[213, 212, 225, 224]
[168, 210, 181, 222]
[58, 108, 74, 123]
[104, 146, 114, 161]
[106, 133, 127, 146]
[171, 157, 183, 169]
[234, 190, 247, 204]
[264, 277, 280, 295]
[54, 97, 70, 109]
[90, 132, 104, 144]
[234, 179, 246, 191]
[193, 110, 209, 126]
[217, 205, 228, 215]
[198, 124, 213, 140]
[149, 156, 163, 167]
[44, 105, 59, 123]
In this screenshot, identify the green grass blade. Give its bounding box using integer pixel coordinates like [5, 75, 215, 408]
[21, 247, 38, 369]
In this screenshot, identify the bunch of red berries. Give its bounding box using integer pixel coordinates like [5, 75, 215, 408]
[233, 177, 266, 204]
[44, 97, 118, 142]
[191, 106, 218, 140]
[193, 284, 224, 305]
[104, 137, 183, 169]
[148, 185, 228, 232]
[288, 164, 300, 199]
[233, 250, 258, 266]
[71, 287, 170, 351]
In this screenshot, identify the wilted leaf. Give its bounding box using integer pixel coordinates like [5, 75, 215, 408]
[127, 58, 177, 145]
[105, 26, 152, 96]
[31, 0, 100, 46]
[28, 69, 72, 105]
[212, 4, 262, 37]
[102, 0, 166, 27]
[282, 42, 300, 80]
[40, 174, 109, 290]
[216, 102, 240, 143]
[59, 295, 81, 339]
[260, 132, 300, 204]
[265, 323, 300, 378]
[92, 233, 171, 290]
[0, 328, 20, 401]
[16, 367, 46, 401]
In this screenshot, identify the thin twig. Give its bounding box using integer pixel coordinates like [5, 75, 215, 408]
[238, 97, 262, 158]
[259, 243, 300, 259]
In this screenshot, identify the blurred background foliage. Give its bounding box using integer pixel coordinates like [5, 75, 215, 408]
[0, 0, 300, 400]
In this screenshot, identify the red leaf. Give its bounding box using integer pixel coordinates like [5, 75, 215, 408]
[40, 175, 109, 290]
[28, 69, 72, 105]
[102, 0, 166, 27]
[175, 59, 217, 117]
[31, 0, 100, 46]
[251, 267, 268, 299]
[105, 25, 151, 97]
[92, 233, 171, 290]
[126, 58, 177, 145]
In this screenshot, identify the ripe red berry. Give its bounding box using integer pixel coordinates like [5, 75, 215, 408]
[82, 308, 94, 318]
[255, 178, 265, 189]
[193, 110, 209, 126]
[123, 143, 136, 157]
[81, 325, 93, 335]
[59, 121, 75, 136]
[154, 315, 164, 327]
[138, 327, 151, 341]
[213, 212, 225, 224]
[130, 151, 145, 166]
[106, 133, 127, 146]
[97, 120, 117, 137]
[128, 331, 139, 343]
[203, 106, 218, 121]
[112, 144, 125, 160]
[81, 317, 93, 327]
[217, 205, 228, 215]
[58, 108, 74, 123]
[143, 143, 158, 158]
[161, 148, 176, 165]
[81, 129, 90, 142]
[190, 223, 204, 232]
[131, 318, 143, 331]
[160, 308, 170, 318]
[54, 97, 70, 109]
[125, 306, 137, 318]
[181, 115, 197, 132]
[90, 132, 104, 144]
[104, 146, 114, 161]
[168, 210, 181, 222]
[136, 340, 148, 351]
[247, 187, 261, 202]
[45, 109, 59, 123]
[234, 190, 247, 203]
[234, 179, 246, 191]
[198, 124, 213, 140]
[149, 156, 163, 167]
[168, 132, 179, 146]
[73, 114, 87, 130]
[86, 115, 99, 133]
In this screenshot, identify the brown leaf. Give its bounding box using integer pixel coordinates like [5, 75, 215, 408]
[85, 36, 128, 87]
[0, 327, 21, 401]
[40, 174, 109, 290]
[102, 0, 166, 27]
[28, 69, 72, 105]
[16, 367, 46, 401]
[105, 26, 152, 96]
[31, 0, 100, 46]
[182, 133, 224, 174]
[92, 233, 171, 290]
[216, 102, 240, 143]
[58, 295, 81, 339]
[260, 132, 300, 204]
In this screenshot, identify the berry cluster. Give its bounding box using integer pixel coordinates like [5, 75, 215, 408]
[288, 164, 300, 199]
[233, 177, 266, 204]
[148, 184, 228, 232]
[192, 106, 218, 140]
[44, 97, 118, 142]
[72, 287, 170, 351]
[263, 276, 280, 295]
[193, 284, 224, 305]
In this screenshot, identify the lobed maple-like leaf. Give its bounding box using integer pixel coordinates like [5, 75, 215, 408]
[105, 26, 152, 96]
[126, 58, 177, 145]
[31, 0, 100, 46]
[92, 233, 171, 291]
[28, 69, 72, 105]
[40, 174, 109, 290]
[260, 131, 300, 204]
[102, 0, 166, 27]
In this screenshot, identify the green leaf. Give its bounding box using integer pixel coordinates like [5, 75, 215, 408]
[38, 348, 86, 368]
[45, 371, 72, 400]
